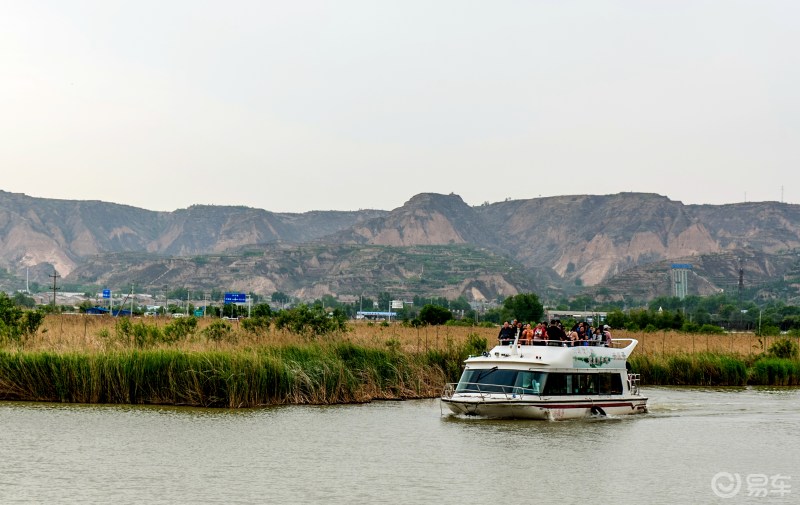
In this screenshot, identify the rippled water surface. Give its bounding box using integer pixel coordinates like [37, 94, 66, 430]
[1, 387, 798, 504]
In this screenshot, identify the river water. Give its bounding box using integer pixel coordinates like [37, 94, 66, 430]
[1, 387, 798, 504]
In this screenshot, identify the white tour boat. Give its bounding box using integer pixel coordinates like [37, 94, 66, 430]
[441, 335, 647, 420]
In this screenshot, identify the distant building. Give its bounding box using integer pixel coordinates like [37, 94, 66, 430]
[671, 264, 692, 299]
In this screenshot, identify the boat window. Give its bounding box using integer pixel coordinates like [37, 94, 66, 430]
[598, 373, 623, 395]
[543, 373, 623, 395]
[513, 371, 544, 395]
[542, 373, 568, 395]
[456, 369, 545, 394]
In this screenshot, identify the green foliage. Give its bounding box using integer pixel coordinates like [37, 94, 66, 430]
[698, 324, 725, 335]
[19, 311, 45, 338]
[202, 320, 234, 342]
[163, 317, 198, 343]
[628, 353, 748, 386]
[241, 316, 270, 334]
[767, 338, 799, 359]
[0, 337, 486, 406]
[749, 357, 800, 385]
[444, 319, 474, 327]
[465, 333, 488, 355]
[418, 304, 453, 326]
[384, 338, 401, 354]
[252, 303, 272, 318]
[114, 318, 165, 347]
[13, 292, 36, 308]
[759, 324, 781, 336]
[0, 293, 45, 343]
[78, 300, 94, 313]
[501, 293, 544, 323]
[273, 305, 348, 338]
[480, 307, 503, 324]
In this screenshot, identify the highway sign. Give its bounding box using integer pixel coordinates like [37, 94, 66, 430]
[224, 292, 247, 304]
[102, 289, 111, 299]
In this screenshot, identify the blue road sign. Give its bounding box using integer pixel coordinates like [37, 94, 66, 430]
[224, 292, 247, 304]
[102, 289, 111, 299]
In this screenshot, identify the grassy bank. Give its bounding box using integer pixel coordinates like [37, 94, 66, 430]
[629, 353, 800, 386]
[1, 315, 798, 407]
[0, 342, 474, 407]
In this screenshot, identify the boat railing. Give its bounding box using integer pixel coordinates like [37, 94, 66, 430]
[627, 373, 641, 396]
[442, 381, 539, 401]
[497, 338, 610, 347]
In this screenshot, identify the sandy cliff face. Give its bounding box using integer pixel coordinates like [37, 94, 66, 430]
[343, 193, 496, 248]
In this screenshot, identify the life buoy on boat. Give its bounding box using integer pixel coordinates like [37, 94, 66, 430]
[590, 405, 606, 417]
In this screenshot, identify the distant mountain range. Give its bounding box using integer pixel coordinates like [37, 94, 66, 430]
[2, 189, 799, 304]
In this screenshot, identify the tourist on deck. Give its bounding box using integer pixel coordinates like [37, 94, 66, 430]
[577, 322, 589, 346]
[567, 324, 579, 347]
[521, 323, 534, 345]
[533, 322, 547, 346]
[498, 322, 515, 345]
[603, 325, 613, 347]
[547, 320, 567, 346]
[591, 326, 604, 346]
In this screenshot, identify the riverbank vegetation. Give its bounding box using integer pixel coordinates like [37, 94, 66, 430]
[0, 312, 491, 407]
[0, 310, 799, 407]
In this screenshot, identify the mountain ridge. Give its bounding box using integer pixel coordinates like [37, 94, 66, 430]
[2, 189, 799, 302]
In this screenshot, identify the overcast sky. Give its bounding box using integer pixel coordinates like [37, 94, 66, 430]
[1, 1, 798, 213]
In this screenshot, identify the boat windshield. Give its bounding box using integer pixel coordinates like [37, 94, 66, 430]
[456, 368, 545, 395]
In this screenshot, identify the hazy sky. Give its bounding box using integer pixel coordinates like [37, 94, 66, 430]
[2, 1, 798, 213]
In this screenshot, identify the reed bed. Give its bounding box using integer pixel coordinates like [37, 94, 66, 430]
[623, 329, 800, 386]
[0, 343, 474, 408]
[1, 315, 797, 408]
[0, 315, 489, 407]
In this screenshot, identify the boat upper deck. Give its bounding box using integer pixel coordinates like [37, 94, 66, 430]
[465, 338, 639, 370]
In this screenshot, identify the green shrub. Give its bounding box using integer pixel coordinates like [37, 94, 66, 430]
[698, 324, 725, 335]
[465, 333, 488, 355]
[273, 305, 348, 338]
[115, 318, 165, 347]
[445, 319, 474, 327]
[385, 338, 401, 354]
[203, 320, 233, 342]
[162, 317, 197, 343]
[241, 316, 270, 334]
[767, 338, 799, 359]
[0, 294, 45, 343]
[418, 304, 453, 325]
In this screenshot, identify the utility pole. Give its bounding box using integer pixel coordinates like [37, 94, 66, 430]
[738, 260, 745, 330]
[49, 270, 60, 309]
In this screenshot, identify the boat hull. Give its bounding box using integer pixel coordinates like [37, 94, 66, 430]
[442, 396, 648, 420]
